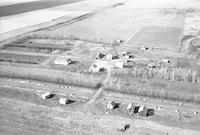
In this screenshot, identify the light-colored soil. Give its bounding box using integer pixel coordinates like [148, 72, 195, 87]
[1, 97, 200, 135]
[36, 6, 185, 49]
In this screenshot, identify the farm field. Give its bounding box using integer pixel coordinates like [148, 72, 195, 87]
[36, 7, 185, 51]
[0, 0, 200, 134]
[98, 91, 200, 130]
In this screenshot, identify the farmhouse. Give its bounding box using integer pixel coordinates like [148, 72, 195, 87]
[54, 56, 72, 65]
[89, 60, 109, 72]
[106, 54, 118, 60]
[89, 63, 104, 72]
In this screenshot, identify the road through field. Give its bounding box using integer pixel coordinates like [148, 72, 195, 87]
[88, 43, 122, 103]
[88, 64, 113, 103]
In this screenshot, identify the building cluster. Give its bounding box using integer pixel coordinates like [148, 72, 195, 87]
[107, 101, 154, 117]
[52, 50, 137, 73]
[90, 51, 135, 73]
[41, 92, 73, 105]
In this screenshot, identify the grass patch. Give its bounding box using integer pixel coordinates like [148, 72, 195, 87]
[112, 67, 200, 84]
[0, 65, 105, 89]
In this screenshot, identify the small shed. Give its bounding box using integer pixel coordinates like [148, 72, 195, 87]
[121, 51, 129, 56]
[127, 103, 136, 115]
[89, 63, 99, 72]
[125, 54, 134, 59]
[116, 39, 123, 44]
[118, 124, 130, 132]
[139, 47, 148, 50]
[107, 101, 116, 110]
[95, 53, 105, 59]
[147, 63, 156, 68]
[41, 92, 52, 100]
[106, 54, 118, 60]
[162, 59, 170, 63]
[54, 56, 72, 65]
[127, 103, 135, 110]
[59, 98, 69, 105]
[115, 61, 124, 69]
[138, 106, 148, 116]
[113, 40, 123, 45]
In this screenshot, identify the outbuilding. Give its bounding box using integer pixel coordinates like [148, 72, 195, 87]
[125, 55, 134, 59]
[147, 63, 156, 68]
[115, 61, 124, 69]
[127, 103, 136, 115]
[107, 101, 117, 110]
[113, 39, 123, 45]
[59, 98, 69, 105]
[106, 54, 118, 60]
[138, 106, 148, 116]
[95, 53, 105, 59]
[139, 47, 148, 50]
[162, 59, 170, 63]
[41, 92, 52, 100]
[121, 51, 129, 56]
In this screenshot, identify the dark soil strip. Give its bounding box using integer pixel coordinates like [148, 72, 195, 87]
[0, 52, 48, 63]
[0, 0, 83, 17]
[0, 59, 38, 64]
[7, 43, 72, 50]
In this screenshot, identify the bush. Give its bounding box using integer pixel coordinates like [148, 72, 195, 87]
[112, 67, 200, 84]
[104, 78, 200, 104]
[0, 65, 104, 89]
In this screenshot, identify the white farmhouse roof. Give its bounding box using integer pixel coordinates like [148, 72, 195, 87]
[54, 56, 72, 65]
[89, 60, 110, 72]
[115, 61, 124, 69]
